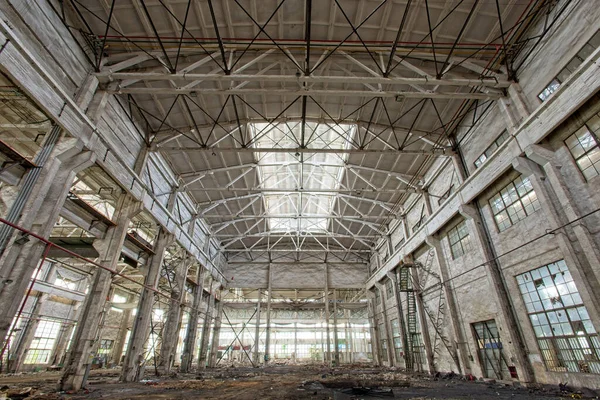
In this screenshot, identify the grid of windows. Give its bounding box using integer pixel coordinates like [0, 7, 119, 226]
[474, 130, 510, 168]
[565, 125, 600, 180]
[517, 260, 600, 374]
[23, 319, 61, 364]
[489, 175, 541, 232]
[538, 31, 600, 101]
[54, 276, 77, 291]
[448, 220, 471, 260]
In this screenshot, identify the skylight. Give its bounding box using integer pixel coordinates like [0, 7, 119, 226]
[250, 121, 356, 234]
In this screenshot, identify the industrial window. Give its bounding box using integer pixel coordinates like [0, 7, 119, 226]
[447, 220, 471, 260]
[489, 175, 540, 232]
[23, 319, 61, 364]
[565, 125, 600, 180]
[474, 130, 509, 169]
[394, 237, 405, 252]
[385, 279, 394, 299]
[516, 260, 600, 374]
[538, 30, 600, 102]
[391, 318, 403, 360]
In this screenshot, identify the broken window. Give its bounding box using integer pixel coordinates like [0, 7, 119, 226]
[565, 125, 600, 180]
[489, 175, 540, 232]
[447, 220, 471, 260]
[516, 260, 600, 374]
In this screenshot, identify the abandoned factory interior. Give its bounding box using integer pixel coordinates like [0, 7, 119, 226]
[0, 0, 599, 398]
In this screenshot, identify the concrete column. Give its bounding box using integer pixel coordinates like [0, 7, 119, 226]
[344, 310, 351, 363]
[110, 298, 132, 367]
[423, 191, 433, 216]
[208, 297, 223, 367]
[389, 269, 409, 368]
[180, 264, 205, 372]
[425, 236, 471, 375]
[120, 227, 174, 382]
[293, 322, 298, 363]
[458, 203, 535, 384]
[158, 253, 190, 374]
[252, 289, 262, 365]
[332, 289, 340, 366]
[366, 291, 381, 365]
[197, 279, 214, 370]
[451, 153, 467, 183]
[324, 266, 331, 365]
[0, 142, 96, 348]
[264, 264, 272, 364]
[514, 154, 600, 324]
[408, 265, 435, 374]
[50, 303, 80, 367]
[59, 194, 140, 391]
[375, 283, 395, 365]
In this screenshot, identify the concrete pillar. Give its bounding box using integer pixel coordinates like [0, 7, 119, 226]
[514, 154, 600, 323]
[0, 142, 96, 349]
[425, 236, 471, 375]
[423, 191, 433, 216]
[180, 264, 205, 373]
[333, 289, 340, 366]
[409, 266, 435, 374]
[158, 253, 190, 374]
[366, 291, 381, 365]
[120, 227, 173, 382]
[498, 83, 531, 134]
[110, 299, 132, 367]
[252, 289, 262, 365]
[375, 283, 395, 365]
[293, 322, 298, 363]
[59, 194, 140, 391]
[324, 267, 331, 365]
[458, 203, 535, 383]
[389, 269, 409, 368]
[264, 264, 272, 364]
[197, 279, 214, 370]
[208, 297, 223, 368]
[344, 310, 351, 363]
[451, 153, 467, 183]
[50, 303, 80, 367]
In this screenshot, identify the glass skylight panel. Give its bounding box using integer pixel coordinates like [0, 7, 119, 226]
[251, 121, 356, 233]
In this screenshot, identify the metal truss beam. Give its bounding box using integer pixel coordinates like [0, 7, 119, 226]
[154, 145, 452, 156]
[96, 71, 509, 88]
[109, 86, 501, 100]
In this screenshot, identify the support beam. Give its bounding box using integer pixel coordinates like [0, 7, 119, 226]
[60, 194, 140, 391]
[120, 227, 174, 382]
[180, 264, 205, 372]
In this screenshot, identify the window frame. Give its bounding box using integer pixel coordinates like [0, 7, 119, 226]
[565, 125, 600, 181]
[516, 260, 600, 374]
[447, 220, 471, 260]
[489, 175, 541, 232]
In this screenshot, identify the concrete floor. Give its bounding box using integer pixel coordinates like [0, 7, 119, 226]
[0, 366, 592, 399]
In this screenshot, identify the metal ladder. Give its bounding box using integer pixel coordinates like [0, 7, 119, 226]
[399, 266, 418, 372]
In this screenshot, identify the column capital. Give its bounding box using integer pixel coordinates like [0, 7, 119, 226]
[524, 144, 558, 167]
[425, 234, 440, 247]
[458, 203, 478, 220]
[512, 156, 545, 179]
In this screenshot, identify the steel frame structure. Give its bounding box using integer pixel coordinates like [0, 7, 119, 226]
[59, 0, 551, 264]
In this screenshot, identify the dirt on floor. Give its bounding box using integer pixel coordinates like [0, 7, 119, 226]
[0, 365, 597, 399]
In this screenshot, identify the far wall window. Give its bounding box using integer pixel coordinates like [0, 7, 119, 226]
[517, 260, 600, 374]
[489, 175, 541, 232]
[447, 220, 471, 260]
[24, 320, 61, 364]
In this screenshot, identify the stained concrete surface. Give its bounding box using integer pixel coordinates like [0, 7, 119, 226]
[0, 365, 595, 399]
